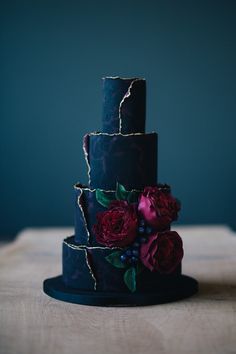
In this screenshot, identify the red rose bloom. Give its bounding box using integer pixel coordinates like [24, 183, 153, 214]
[140, 231, 184, 273]
[93, 200, 138, 248]
[138, 186, 180, 230]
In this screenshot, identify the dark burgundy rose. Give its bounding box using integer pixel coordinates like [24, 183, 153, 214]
[93, 200, 138, 248]
[140, 231, 184, 273]
[138, 186, 180, 230]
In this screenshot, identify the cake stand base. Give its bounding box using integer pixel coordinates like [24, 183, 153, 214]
[43, 275, 198, 306]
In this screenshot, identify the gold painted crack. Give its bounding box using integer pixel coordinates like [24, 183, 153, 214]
[82, 134, 91, 188]
[86, 131, 155, 137]
[74, 182, 141, 193]
[102, 76, 145, 80]
[63, 238, 122, 251]
[84, 249, 97, 291]
[118, 78, 145, 133]
[77, 187, 91, 243]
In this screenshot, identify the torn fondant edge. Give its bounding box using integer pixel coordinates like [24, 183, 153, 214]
[102, 76, 145, 80]
[118, 78, 144, 133]
[84, 131, 156, 137]
[84, 249, 97, 290]
[82, 134, 91, 187]
[63, 236, 122, 250]
[76, 186, 91, 244]
[74, 182, 141, 193]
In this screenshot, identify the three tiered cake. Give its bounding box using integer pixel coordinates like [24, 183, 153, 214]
[43, 77, 198, 306]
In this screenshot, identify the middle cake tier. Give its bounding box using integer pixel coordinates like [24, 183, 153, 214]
[83, 132, 157, 190]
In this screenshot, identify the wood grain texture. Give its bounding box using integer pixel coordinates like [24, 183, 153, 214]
[0, 226, 236, 354]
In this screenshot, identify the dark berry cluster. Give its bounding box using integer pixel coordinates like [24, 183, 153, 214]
[138, 218, 153, 237]
[120, 219, 153, 265]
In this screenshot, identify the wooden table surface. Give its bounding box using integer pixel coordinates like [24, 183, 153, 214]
[0, 226, 236, 354]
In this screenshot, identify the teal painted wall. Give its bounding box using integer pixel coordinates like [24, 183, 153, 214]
[1, 0, 235, 238]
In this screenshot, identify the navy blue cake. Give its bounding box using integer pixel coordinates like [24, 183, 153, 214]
[44, 77, 198, 305]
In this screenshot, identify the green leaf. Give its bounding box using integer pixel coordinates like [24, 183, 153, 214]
[96, 189, 114, 208]
[105, 251, 127, 269]
[127, 190, 140, 203]
[124, 267, 137, 292]
[115, 182, 130, 201]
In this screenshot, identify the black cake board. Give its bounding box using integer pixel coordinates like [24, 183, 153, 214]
[43, 275, 198, 307]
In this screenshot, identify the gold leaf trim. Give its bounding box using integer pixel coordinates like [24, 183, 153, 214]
[82, 134, 91, 187]
[63, 238, 122, 251]
[84, 249, 97, 290]
[73, 183, 141, 193]
[76, 187, 90, 243]
[118, 78, 142, 133]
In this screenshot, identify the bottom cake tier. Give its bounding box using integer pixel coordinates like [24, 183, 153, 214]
[62, 236, 182, 293]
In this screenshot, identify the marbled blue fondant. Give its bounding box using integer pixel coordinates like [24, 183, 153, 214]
[102, 77, 146, 134]
[63, 236, 182, 292]
[87, 133, 157, 190]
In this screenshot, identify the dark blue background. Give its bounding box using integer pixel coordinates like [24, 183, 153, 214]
[1, 0, 235, 239]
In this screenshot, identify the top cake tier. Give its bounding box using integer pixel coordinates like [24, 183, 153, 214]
[102, 77, 146, 134]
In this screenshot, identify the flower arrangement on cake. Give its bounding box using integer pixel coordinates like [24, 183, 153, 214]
[43, 77, 198, 306]
[93, 183, 183, 292]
